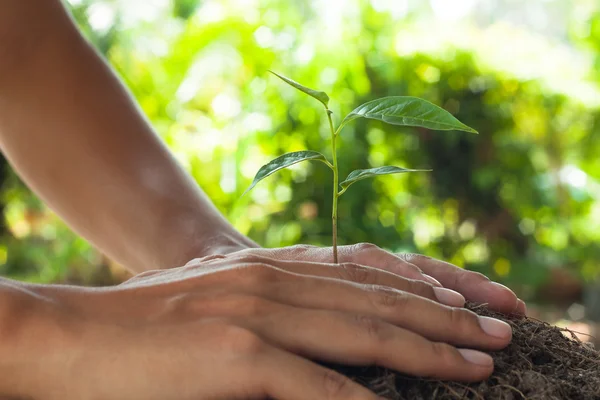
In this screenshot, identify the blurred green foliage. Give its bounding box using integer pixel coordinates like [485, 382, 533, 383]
[1, 0, 599, 300]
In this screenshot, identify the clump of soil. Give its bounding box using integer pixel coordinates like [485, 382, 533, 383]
[333, 303, 600, 399]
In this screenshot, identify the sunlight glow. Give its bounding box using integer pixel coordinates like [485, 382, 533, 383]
[87, 3, 116, 33]
[559, 165, 588, 189]
[211, 93, 241, 119]
[394, 22, 600, 106]
[195, 1, 226, 24]
[430, 0, 478, 21]
[254, 26, 274, 48]
[370, 0, 408, 19]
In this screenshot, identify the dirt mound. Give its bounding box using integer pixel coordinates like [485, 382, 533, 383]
[333, 303, 600, 399]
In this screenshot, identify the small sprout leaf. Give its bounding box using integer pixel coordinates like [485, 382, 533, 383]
[339, 166, 430, 191]
[340, 96, 477, 133]
[243, 151, 329, 196]
[270, 71, 330, 108]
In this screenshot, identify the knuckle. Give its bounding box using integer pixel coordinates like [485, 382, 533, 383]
[449, 307, 479, 330]
[218, 325, 266, 355]
[388, 257, 424, 276]
[321, 369, 353, 399]
[238, 264, 281, 287]
[340, 263, 371, 284]
[402, 252, 419, 260]
[430, 341, 459, 368]
[407, 279, 435, 299]
[292, 244, 315, 251]
[399, 252, 426, 264]
[369, 285, 409, 310]
[353, 242, 379, 253]
[401, 260, 424, 274]
[354, 314, 386, 342]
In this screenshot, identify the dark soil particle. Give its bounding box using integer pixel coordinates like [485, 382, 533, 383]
[332, 303, 600, 399]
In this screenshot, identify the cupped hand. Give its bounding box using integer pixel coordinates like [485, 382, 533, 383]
[207, 244, 526, 315]
[31, 254, 512, 400]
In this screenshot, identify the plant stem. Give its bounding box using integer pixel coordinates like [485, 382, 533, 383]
[326, 109, 339, 264]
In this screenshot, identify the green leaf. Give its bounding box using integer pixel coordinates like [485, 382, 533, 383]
[270, 71, 329, 108]
[339, 166, 430, 190]
[340, 96, 477, 133]
[243, 151, 330, 196]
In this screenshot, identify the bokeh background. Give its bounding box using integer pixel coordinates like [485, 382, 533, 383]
[2, 0, 600, 332]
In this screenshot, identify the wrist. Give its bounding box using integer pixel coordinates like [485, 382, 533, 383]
[147, 204, 260, 271]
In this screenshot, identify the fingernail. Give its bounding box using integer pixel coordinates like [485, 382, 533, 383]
[433, 287, 465, 307]
[423, 274, 441, 286]
[458, 349, 493, 366]
[478, 316, 512, 339]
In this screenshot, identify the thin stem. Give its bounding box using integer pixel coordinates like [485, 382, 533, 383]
[319, 159, 335, 171]
[334, 122, 345, 137]
[326, 109, 339, 264]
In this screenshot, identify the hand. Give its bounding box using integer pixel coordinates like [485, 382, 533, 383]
[21, 254, 512, 400]
[203, 243, 526, 315]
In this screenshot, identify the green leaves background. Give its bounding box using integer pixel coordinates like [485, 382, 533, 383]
[3, 0, 599, 296]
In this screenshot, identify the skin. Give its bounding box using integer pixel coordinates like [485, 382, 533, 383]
[0, 0, 525, 398]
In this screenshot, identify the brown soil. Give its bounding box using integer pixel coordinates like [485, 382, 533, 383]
[332, 303, 600, 399]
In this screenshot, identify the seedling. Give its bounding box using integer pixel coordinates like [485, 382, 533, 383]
[244, 71, 477, 263]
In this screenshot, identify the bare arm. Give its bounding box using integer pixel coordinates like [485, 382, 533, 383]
[0, 0, 256, 272]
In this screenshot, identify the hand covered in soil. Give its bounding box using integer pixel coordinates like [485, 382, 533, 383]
[202, 244, 526, 315]
[19, 254, 513, 399]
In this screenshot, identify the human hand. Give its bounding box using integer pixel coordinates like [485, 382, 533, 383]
[21, 254, 512, 399]
[203, 243, 526, 315]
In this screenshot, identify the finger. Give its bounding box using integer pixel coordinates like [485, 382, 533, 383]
[254, 245, 442, 286]
[517, 299, 527, 315]
[238, 277, 510, 350]
[209, 255, 464, 306]
[245, 305, 495, 382]
[399, 253, 524, 314]
[337, 243, 442, 286]
[252, 344, 380, 400]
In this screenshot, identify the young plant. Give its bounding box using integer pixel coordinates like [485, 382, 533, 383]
[244, 71, 477, 263]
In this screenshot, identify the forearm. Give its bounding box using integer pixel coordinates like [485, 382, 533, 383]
[0, 278, 73, 398]
[0, 1, 256, 272]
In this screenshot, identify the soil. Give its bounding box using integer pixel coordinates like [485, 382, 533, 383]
[331, 303, 600, 399]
